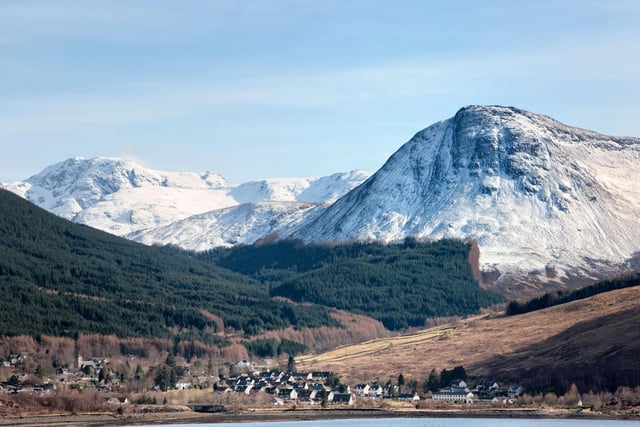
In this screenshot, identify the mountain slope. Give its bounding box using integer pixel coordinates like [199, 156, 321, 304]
[290, 106, 640, 293]
[131, 201, 321, 250]
[201, 238, 504, 330]
[1, 190, 500, 339]
[296, 284, 640, 393]
[0, 190, 338, 339]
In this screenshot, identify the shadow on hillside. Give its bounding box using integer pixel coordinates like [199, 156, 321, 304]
[472, 307, 640, 393]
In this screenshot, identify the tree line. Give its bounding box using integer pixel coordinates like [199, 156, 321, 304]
[505, 272, 640, 316]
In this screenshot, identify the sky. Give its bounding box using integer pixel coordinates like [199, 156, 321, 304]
[1, 0, 639, 184]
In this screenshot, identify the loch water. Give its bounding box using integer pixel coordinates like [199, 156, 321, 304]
[130, 417, 640, 427]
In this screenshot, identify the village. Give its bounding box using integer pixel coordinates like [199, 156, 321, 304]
[0, 351, 525, 410]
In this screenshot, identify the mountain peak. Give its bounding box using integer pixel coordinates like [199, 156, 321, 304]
[291, 106, 640, 292]
[3, 156, 370, 239]
[3, 107, 639, 294]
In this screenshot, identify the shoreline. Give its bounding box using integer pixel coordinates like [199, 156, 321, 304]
[0, 406, 636, 427]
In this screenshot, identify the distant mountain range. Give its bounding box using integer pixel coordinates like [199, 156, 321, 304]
[4, 105, 640, 294]
[2, 157, 370, 239]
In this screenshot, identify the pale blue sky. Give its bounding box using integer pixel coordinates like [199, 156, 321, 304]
[1, 1, 639, 183]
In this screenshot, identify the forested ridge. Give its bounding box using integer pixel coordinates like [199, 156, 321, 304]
[1, 189, 503, 342]
[0, 190, 336, 340]
[202, 238, 504, 330]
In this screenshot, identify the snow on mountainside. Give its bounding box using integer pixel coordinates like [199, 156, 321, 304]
[230, 170, 372, 204]
[3, 106, 639, 292]
[1, 157, 371, 237]
[132, 202, 322, 251]
[290, 106, 640, 290]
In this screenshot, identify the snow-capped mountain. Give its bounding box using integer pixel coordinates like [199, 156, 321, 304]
[230, 170, 372, 205]
[4, 106, 640, 292]
[2, 157, 371, 237]
[132, 201, 322, 250]
[290, 106, 640, 290]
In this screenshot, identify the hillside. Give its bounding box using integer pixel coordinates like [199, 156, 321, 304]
[296, 285, 640, 393]
[200, 238, 504, 330]
[1, 190, 501, 345]
[0, 190, 337, 341]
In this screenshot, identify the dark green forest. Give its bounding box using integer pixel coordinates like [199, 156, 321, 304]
[0, 190, 336, 340]
[505, 272, 640, 316]
[201, 238, 504, 330]
[0, 189, 503, 342]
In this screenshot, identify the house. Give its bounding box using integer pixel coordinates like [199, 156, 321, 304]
[176, 381, 192, 390]
[432, 389, 475, 404]
[80, 360, 98, 373]
[450, 379, 467, 388]
[473, 379, 500, 400]
[474, 378, 499, 392]
[332, 384, 351, 394]
[278, 388, 298, 400]
[292, 372, 312, 381]
[296, 389, 317, 404]
[433, 382, 474, 404]
[235, 376, 254, 388]
[236, 359, 251, 369]
[310, 371, 331, 381]
[236, 384, 253, 395]
[354, 384, 370, 396]
[368, 384, 384, 398]
[398, 392, 420, 402]
[332, 393, 354, 405]
[254, 379, 270, 392]
[260, 370, 284, 382]
[312, 390, 334, 404]
[106, 397, 129, 405]
[311, 383, 330, 393]
[507, 384, 524, 398]
[282, 373, 297, 384]
[383, 384, 398, 398]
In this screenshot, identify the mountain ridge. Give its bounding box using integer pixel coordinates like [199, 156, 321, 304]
[3, 105, 640, 294]
[2, 157, 371, 237]
[289, 105, 640, 294]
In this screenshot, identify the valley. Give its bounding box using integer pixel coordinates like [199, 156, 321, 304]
[1, 105, 639, 420]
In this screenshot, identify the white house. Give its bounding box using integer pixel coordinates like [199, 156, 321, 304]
[507, 384, 524, 398]
[332, 393, 354, 405]
[176, 381, 192, 390]
[354, 384, 370, 396]
[278, 388, 297, 400]
[368, 384, 384, 398]
[432, 389, 474, 404]
[398, 392, 421, 402]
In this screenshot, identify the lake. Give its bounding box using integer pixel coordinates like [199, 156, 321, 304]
[131, 417, 640, 427]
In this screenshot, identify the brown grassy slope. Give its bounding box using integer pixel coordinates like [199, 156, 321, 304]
[477, 307, 640, 393]
[239, 309, 390, 352]
[296, 286, 640, 389]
